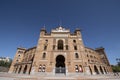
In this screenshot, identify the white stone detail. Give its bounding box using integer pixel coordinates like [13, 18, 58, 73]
[53, 34, 68, 37]
[52, 27, 70, 32]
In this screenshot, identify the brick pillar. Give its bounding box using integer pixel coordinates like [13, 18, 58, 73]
[97, 66, 102, 74]
[26, 64, 31, 74]
[91, 66, 96, 75]
[15, 65, 20, 73]
[101, 66, 105, 74]
[20, 65, 25, 74]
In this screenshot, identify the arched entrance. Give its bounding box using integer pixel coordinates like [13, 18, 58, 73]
[100, 66, 104, 74]
[55, 55, 65, 74]
[89, 66, 92, 75]
[23, 65, 27, 74]
[104, 67, 107, 74]
[94, 65, 99, 74]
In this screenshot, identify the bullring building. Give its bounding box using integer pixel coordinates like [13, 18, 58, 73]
[9, 26, 112, 75]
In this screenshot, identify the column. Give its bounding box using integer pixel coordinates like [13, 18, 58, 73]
[16, 65, 20, 74]
[26, 64, 31, 74]
[20, 65, 25, 74]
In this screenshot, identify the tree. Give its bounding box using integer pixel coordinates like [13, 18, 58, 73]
[112, 66, 120, 72]
[0, 60, 12, 68]
[116, 58, 120, 66]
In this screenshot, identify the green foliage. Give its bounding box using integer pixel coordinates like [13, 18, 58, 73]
[0, 60, 12, 68]
[116, 58, 120, 66]
[112, 65, 120, 72]
[118, 62, 120, 66]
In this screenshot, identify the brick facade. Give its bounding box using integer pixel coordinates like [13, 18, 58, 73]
[9, 26, 112, 75]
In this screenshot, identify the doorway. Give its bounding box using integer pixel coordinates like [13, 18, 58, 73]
[94, 65, 99, 74]
[55, 55, 65, 74]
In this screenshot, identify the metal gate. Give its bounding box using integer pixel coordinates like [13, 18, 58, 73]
[55, 67, 66, 74]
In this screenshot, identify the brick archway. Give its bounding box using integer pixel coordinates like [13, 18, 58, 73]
[55, 55, 66, 74]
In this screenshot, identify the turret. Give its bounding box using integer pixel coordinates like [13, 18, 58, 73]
[8, 47, 26, 73]
[40, 28, 47, 37]
[74, 28, 82, 37]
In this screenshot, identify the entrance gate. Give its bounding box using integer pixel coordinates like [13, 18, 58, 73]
[55, 67, 66, 73]
[55, 55, 66, 74]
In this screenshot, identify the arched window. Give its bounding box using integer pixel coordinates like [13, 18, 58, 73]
[42, 53, 46, 59]
[79, 65, 83, 72]
[44, 40, 48, 50]
[73, 40, 76, 43]
[74, 45, 77, 50]
[75, 65, 79, 72]
[58, 40, 64, 50]
[45, 39, 48, 42]
[38, 64, 46, 72]
[44, 45, 47, 50]
[42, 64, 46, 72]
[38, 64, 42, 72]
[75, 53, 79, 58]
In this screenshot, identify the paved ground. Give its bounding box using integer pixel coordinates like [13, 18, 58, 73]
[0, 72, 120, 80]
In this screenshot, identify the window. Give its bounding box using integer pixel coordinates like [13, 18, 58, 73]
[38, 64, 46, 72]
[45, 39, 48, 44]
[38, 65, 42, 72]
[42, 64, 46, 72]
[91, 60, 94, 62]
[90, 55, 93, 58]
[16, 59, 19, 62]
[53, 45, 55, 50]
[87, 54, 89, 57]
[73, 40, 76, 43]
[88, 59, 90, 63]
[44, 45, 47, 50]
[75, 53, 79, 58]
[75, 65, 79, 72]
[18, 55, 20, 59]
[58, 40, 64, 50]
[66, 45, 68, 50]
[79, 65, 83, 72]
[45, 39, 48, 42]
[75, 65, 83, 73]
[44, 40, 48, 50]
[74, 46, 77, 50]
[42, 53, 46, 59]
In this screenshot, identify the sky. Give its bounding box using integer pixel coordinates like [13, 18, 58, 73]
[0, 0, 120, 65]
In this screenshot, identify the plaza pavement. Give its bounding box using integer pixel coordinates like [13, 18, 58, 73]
[0, 72, 120, 80]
